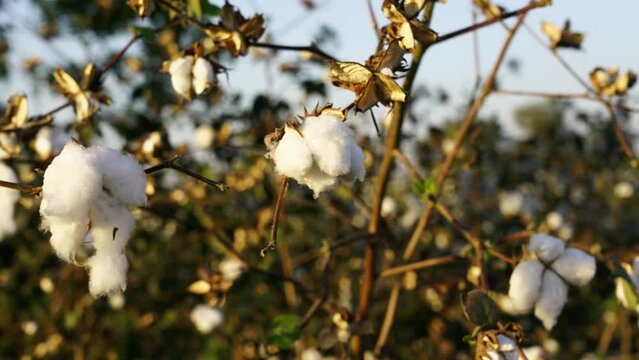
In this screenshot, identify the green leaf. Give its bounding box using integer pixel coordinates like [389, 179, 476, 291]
[461, 290, 498, 327]
[202, 1, 221, 17]
[130, 26, 155, 41]
[187, 0, 202, 20]
[265, 314, 300, 350]
[411, 177, 438, 200]
[618, 278, 638, 311]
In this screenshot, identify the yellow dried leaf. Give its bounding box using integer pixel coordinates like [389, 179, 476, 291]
[403, 0, 427, 17]
[53, 68, 82, 97]
[329, 61, 372, 89]
[4, 94, 28, 128]
[541, 20, 584, 50]
[127, 0, 154, 17]
[472, 0, 503, 20]
[205, 4, 264, 57]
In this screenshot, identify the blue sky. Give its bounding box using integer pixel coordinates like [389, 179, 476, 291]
[2, 0, 638, 139]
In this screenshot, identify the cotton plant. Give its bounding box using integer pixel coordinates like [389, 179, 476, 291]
[265, 105, 366, 197]
[167, 54, 217, 100]
[0, 162, 20, 240]
[506, 234, 597, 330]
[39, 141, 147, 297]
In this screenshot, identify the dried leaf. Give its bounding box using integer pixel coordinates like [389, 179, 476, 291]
[2, 94, 28, 128]
[127, 0, 154, 17]
[330, 61, 406, 112]
[472, 0, 503, 20]
[589, 66, 636, 96]
[53, 65, 110, 123]
[204, 3, 264, 57]
[541, 20, 584, 50]
[382, 0, 438, 50]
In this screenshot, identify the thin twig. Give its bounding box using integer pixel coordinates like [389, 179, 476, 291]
[379, 255, 462, 277]
[144, 156, 229, 192]
[0, 179, 39, 194]
[435, 1, 545, 44]
[605, 101, 639, 168]
[365, 0, 381, 40]
[261, 176, 288, 257]
[249, 42, 337, 62]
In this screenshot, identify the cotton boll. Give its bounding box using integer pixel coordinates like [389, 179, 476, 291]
[508, 259, 544, 314]
[45, 218, 88, 262]
[529, 233, 566, 262]
[91, 146, 147, 206]
[302, 115, 353, 177]
[219, 258, 244, 282]
[0, 162, 19, 240]
[273, 126, 313, 179]
[192, 57, 216, 95]
[40, 142, 102, 220]
[534, 269, 568, 330]
[169, 56, 194, 99]
[550, 248, 596, 286]
[190, 304, 223, 334]
[87, 252, 128, 296]
[301, 348, 323, 360]
[194, 124, 215, 149]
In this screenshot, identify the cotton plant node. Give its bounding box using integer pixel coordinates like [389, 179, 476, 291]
[506, 233, 597, 330]
[39, 141, 147, 297]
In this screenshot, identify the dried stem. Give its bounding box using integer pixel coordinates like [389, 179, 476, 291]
[435, 1, 545, 44]
[374, 10, 529, 354]
[605, 102, 638, 168]
[249, 42, 337, 62]
[0, 179, 39, 194]
[261, 176, 288, 257]
[379, 255, 461, 277]
[144, 156, 229, 191]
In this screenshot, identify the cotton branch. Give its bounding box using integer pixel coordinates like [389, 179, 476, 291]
[374, 10, 530, 355]
[249, 42, 338, 62]
[144, 156, 229, 192]
[260, 176, 288, 257]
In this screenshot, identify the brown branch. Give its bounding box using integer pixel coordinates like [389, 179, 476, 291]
[249, 42, 337, 62]
[374, 10, 530, 355]
[379, 255, 462, 278]
[261, 176, 288, 257]
[144, 156, 229, 191]
[392, 149, 422, 181]
[365, 0, 381, 40]
[605, 102, 639, 168]
[435, 1, 546, 44]
[494, 89, 590, 100]
[0, 179, 39, 194]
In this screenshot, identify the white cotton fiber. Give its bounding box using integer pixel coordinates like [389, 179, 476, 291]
[90, 193, 135, 253]
[550, 248, 596, 286]
[300, 166, 338, 198]
[219, 258, 244, 282]
[192, 57, 215, 95]
[45, 218, 88, 262]
[529, 233, 566, 263]
[534, 270, 568, 330]
[273, 126, 313, 179]
[87, 252, 128, 296]
[92, 146, 147, 207]
[508, 259, 544, 314]
[40, 141, 102, 219]
[302, 115, 352, 177]
[190, 304, 224, 334]
[169, 56, 194, 99]
[0, 162, 19, 240]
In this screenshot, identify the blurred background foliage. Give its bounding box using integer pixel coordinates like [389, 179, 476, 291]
[0, 0, 638, 359]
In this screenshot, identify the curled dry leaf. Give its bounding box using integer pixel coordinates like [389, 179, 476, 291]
[204, 2, 265, 57]
[0, 94, 28, 129]
[381, 0, 438, 51]
[472, 0, 504, 20]
[540, 20, 584, 50]
[329, 45, 408, 112]
[53, 64, 112, 123]
[127, 0, 154, 17]
[589, 66, 637, 96]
